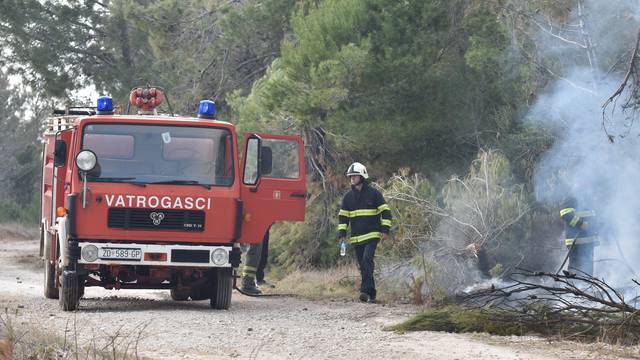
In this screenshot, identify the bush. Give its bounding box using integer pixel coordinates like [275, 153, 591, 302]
[375, 150, 540, 302]
[0, 194, 40, 225]
[270, 181, 341, 270]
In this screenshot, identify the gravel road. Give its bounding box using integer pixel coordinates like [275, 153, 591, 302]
[0, 234, 636, 359]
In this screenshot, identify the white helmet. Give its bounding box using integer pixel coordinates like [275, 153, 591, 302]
[346, 162, 369, 179]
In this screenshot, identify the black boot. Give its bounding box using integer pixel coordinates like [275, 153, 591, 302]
[359, 292, 369, 302]
[241, 276, 262, 295]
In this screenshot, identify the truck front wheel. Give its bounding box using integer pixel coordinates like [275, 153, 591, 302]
[43, 259, 58, 299]
[43, 230, 58, 299]
[59, 269, 79, 311]
[209, 268, 232, 310]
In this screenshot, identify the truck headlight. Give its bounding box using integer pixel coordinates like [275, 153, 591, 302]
[81, 245, 99, 262]
[76, 150, 97, 172]
[210, 248, 228, 266]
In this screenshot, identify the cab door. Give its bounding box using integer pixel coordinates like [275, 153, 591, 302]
[239, 133, 306, 244]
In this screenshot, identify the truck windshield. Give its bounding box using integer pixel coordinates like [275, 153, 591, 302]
[81, 123, 234, 186]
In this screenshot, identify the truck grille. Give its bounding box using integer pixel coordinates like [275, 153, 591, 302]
[171, 249, 210, 263]
[108, 208, 205, 232]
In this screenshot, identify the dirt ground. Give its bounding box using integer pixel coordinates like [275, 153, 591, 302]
[0, 228, 638, 359]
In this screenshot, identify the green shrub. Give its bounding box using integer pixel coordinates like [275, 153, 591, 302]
[0, 194, 40, 225]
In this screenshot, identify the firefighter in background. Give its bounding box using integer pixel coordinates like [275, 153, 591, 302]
[241, 242, 263, 295]
[560, 196, 598, 275]
[241, 226, 274, 294]
[338, 162, 392, 303]
[256, 226, 274, 288]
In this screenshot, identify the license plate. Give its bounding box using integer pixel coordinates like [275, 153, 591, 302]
[183, 223, 203, 229]
[99, 247, 142, 261]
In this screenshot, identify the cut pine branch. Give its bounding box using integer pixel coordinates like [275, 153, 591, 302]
[462, 270, 640, 343]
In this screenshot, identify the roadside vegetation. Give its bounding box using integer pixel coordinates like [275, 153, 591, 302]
[0, 309, 151, 360]
[272, 264, 360, 301]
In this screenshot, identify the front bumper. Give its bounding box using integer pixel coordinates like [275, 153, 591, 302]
[77, 242, 240, 268]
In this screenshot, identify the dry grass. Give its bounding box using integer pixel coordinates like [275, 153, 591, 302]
[273, 263, 363, 301]
[0, 309, 152, 359]
[0, 223, 38, 240]
[274, 262, 409, 303]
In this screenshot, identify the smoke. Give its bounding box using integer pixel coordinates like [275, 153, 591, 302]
[378, 1, 640, 301]
[529, 0, 640, 286]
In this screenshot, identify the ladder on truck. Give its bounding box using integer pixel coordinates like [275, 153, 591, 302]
[44, 107, 96, 134]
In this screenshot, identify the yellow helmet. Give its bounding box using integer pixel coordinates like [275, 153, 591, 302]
[346, 162, 369, 179]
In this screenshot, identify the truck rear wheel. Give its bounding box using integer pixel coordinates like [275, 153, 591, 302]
[43, 229, 58, 299]
[210, 268, 232, 310]
[59, 269, 79, 311]
[170, 287, 190, 301]
[43, 259, 58, 299]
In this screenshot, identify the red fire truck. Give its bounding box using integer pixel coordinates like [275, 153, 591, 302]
[40, 87, 306, 311]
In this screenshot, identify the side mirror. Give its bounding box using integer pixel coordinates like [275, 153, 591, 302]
[260, 146, 272, 175]
[243, 137, 260, 185]
[54, 140, 67, 167]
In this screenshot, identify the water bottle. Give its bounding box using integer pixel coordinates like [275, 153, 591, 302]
[340, 239, 347, 256]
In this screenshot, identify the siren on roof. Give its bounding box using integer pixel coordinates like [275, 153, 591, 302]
[198, 100, 216, 119]
[96, 96, 114, 115]
[129, 86, 164, 114]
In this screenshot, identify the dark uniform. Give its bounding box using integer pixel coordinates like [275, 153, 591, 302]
[241, 227, 272, 294]
[241, 242, 263, 294]
[338, 181, 392, 302]
[560, 198, 598, 275]
[256, 229, 270, 284]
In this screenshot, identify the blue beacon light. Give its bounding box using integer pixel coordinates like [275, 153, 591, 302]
[198, 100, 216, 119]
[96, 96, 114, 114]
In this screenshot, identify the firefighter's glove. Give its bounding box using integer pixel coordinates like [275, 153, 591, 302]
[465, 243, 481, 258]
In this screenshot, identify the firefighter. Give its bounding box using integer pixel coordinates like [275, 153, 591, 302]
[241, 227, 273, 295]
[338, 162, 392, 303]
[241, 242, 263, 295]
[560, 197, 598, 275]
[256, 226, 275, 288]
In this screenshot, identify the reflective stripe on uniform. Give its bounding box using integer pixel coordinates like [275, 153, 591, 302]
[381, 219, 391, 227]
[351, 209, 379, 216]
[339, 208, 388, 218]
[575, 210, 595, 218]
[560, 208, 575, 217]
[338, 224, 348, 231]
[377, 204, 390, 212]
[243, 265, 257, 276]
[569, 215, 580, 227]
[565, 236, 599, 246]
[566, 209, 594, 227]
[349, 231, 381, 244]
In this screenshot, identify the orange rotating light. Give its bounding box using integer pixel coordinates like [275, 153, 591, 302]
[129, 86, 164, 112]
